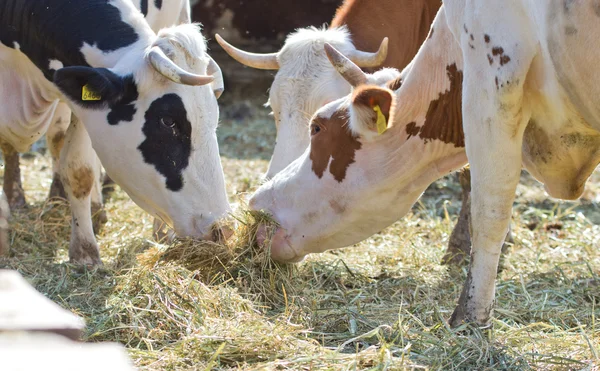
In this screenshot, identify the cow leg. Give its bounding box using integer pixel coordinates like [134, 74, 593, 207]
[442, 166, 514, 267]
[0, 141, 26, 209]
[449, 18, 534, 326]
[0, 191, 10, 256]
[58, 116, 102, 266]
[90, 155, 107, 235]
[46, 102, 71, 200]
[101, 173, 117, 202]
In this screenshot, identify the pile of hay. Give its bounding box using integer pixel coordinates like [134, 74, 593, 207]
[1, 109, 599, 370]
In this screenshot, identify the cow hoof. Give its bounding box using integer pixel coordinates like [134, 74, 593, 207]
[48, 173, 67, 199]
[7, 192, 26, 210]
[69, 240, 102, 266]
[91, 202, 108, 235]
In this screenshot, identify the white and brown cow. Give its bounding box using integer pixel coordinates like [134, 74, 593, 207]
[0, 0, 230, 265]
[250, 0, 600, 326]
[216, 0, 496, 264]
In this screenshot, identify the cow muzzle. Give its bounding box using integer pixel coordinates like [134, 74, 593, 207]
[256, 224, 304, 263]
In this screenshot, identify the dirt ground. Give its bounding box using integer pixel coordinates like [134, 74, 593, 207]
[0, 71, 599, 370]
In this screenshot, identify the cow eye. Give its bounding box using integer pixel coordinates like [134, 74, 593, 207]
[310, 124, 322, 136]
[160, 117, 176, 128]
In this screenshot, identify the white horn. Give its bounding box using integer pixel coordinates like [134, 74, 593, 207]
[148, 46, 214, 86]
[324, 43, 367, 87]
[348, 37, 389, 68]
[215, 34, 279, 70]
[207, 56, 224, 99]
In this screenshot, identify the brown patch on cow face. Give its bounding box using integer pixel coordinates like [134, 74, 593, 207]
[309, 110, 362, 182]
[484, 34, 490, 43]
[387, 76, 403, 91]
[67, 166, 94, 199]
[405, 64, 465, 147]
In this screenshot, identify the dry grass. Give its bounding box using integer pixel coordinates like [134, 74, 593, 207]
[0, 95, 599, 370]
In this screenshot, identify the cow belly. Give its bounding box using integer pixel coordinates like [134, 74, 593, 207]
[0, 47, 59, 151]
[522, 115, 600, 200]
[544, 0, 600, 131]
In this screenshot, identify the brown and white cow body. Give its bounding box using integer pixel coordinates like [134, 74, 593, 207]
[250, 0, 600, 326]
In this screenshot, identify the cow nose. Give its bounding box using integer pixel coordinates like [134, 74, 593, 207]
[201, 221, 234, 243]
[255, 224, 303, 263]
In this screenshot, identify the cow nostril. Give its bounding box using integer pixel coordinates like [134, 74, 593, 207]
[204, 222, 234, 243]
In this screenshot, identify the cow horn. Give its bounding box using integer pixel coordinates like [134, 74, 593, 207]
[148, 46, 214, 86]
[324, 43, 367, 87]
[207, 56, 224, 99]
[348, 37, 388, 68]
[215, 34, 279, 70]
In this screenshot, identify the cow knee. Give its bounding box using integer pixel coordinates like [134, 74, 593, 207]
[63, 166, 95, 199]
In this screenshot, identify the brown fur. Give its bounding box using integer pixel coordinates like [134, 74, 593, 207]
[352, 85, 394, 123]
[331, 0, 441, 72]
[405, 64, 465, 148]
[310, 110, 362, 182]
[0, 141, 26, 209]
[66, 166, 95, 199]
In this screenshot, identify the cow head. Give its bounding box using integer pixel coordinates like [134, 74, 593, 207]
[54, 24, 230, 239]
[249, 44, 467, 262]
[216, 27, 393, 179]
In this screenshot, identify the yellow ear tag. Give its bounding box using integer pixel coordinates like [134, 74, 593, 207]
[82, 84, 101, 101]
[373, 105, 387, 135]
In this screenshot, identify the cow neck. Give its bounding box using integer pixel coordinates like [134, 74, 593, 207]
[377, 6, 467, 187]
[0, 0, 152, 80]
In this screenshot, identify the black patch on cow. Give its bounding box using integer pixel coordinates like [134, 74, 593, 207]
[54, 67, 139, 125]
[107, 75, 139, 125]
[137, 94, 192, 191]
[154, 0, 163, 9]
[0, 0, 139, 80]
[141, 0, 149, 16]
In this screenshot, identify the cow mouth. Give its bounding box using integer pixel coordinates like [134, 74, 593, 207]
[256, 224, 304, 263]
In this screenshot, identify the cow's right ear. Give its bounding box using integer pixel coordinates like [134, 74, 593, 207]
[349, 85, 395, 139]
[53, 67, 127, 108]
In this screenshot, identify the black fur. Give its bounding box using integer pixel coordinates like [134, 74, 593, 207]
[54, 67, 139, 125]
[140, 0, 148, 16]
[154, 0, 163, 9]
[0, 0, 139, 80]
[137, 94, 192, 192]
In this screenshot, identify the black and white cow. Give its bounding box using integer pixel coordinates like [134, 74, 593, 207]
[0, 0, 230, 265]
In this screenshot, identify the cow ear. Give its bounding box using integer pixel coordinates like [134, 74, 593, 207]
[53, 67, 127, 108]
[349, 86, 394, 138]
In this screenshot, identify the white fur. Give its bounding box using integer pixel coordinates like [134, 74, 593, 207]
[265, 26, 365, 179]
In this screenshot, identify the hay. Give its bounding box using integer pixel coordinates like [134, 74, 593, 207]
[0, 97, 599, 370]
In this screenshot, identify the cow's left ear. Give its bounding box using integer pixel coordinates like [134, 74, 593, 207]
[53, 67, 129, 108]
[349, 85, 395, 138]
